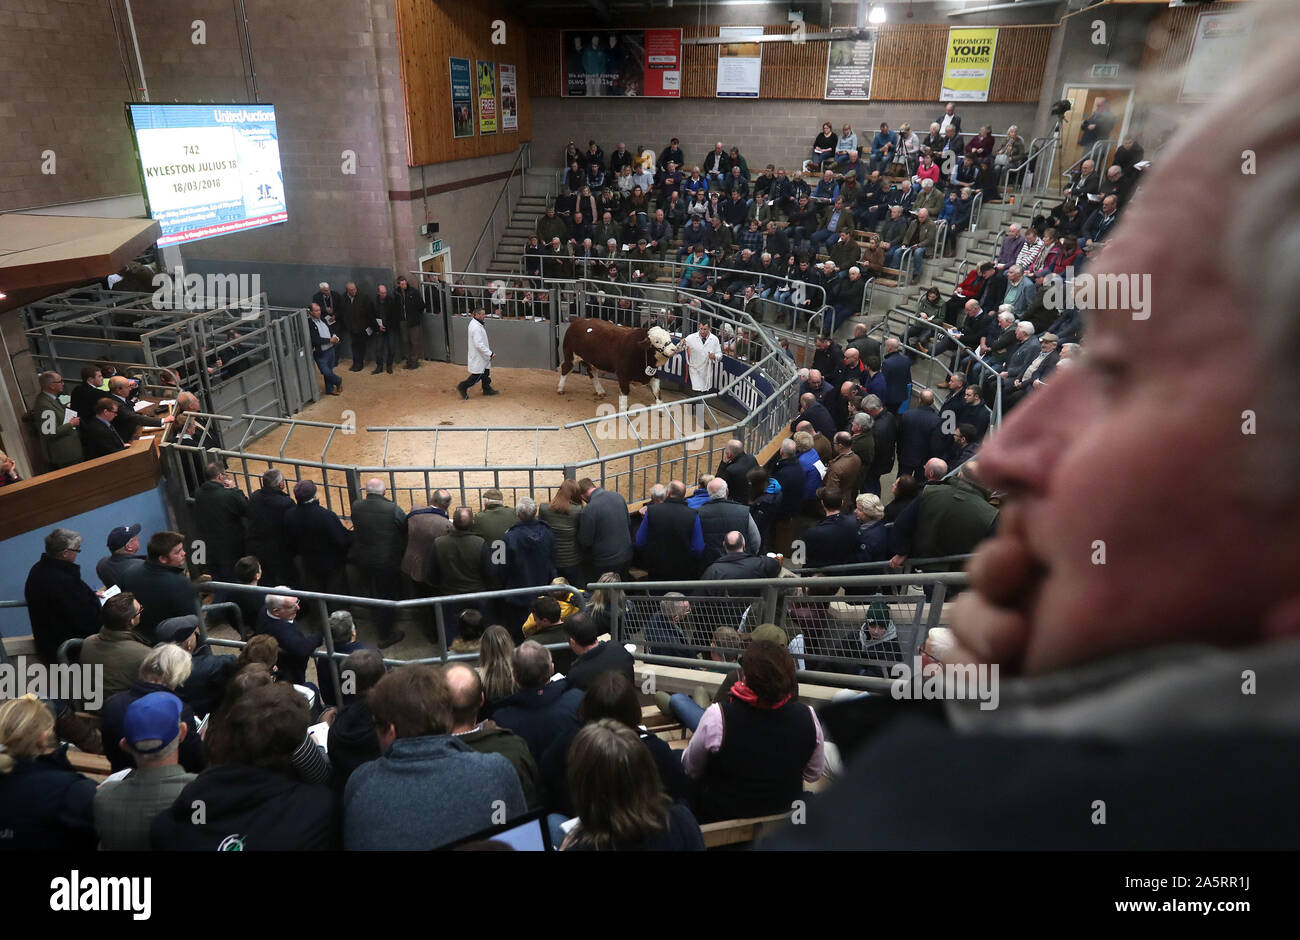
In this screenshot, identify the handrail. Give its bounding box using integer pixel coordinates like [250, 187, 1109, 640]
[465, 143, 531, 272]
[969, 189, 985, 232]
[871, 305, 1003, 429]
[1057, 139, 1112, 193]
[519, 251, 831, 311]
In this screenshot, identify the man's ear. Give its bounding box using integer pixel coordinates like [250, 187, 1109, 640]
[177, 722, 189, 744]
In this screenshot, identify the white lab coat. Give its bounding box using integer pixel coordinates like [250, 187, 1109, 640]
[467, 317, 492, 374]
[682, 330, 721, 392]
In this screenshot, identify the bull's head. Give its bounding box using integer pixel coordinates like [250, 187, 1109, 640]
[644, 325, 678, 363]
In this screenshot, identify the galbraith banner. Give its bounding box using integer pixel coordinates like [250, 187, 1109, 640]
[942, 27, 998, 102]
[562, 29, 682, 98]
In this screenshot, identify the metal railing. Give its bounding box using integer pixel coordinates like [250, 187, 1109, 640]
[163, 278, 804, 514]
[1057, 139, 1113, 195]
[868, 304, 1004, 429]
[465, 143, 532, 273]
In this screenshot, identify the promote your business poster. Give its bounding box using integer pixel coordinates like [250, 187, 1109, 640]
[942, 28, 998, 102]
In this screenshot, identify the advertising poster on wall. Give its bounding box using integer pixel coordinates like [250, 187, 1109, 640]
[942, 28, 998, 102]
[477, 59, 497, 135]
[717, 26, 763, 98]
[1179, 10, 1254, 103]
[499, 63, 518, 130]
[824, 32, 876, 100]
[561, 29, 682, 98]
[449, 57, 473, 138]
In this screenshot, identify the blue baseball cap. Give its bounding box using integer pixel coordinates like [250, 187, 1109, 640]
[123, 692, 184, 754]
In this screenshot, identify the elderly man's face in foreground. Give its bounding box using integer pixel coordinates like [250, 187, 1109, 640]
[955, 91, 1300, 675]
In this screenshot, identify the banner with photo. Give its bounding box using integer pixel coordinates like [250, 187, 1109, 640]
[561, 29, 682, 98]
[449, 57, 473, 138]
[717, 26, 763, 98]
[824, 32, 876, 100]
[942, 27, 998, 102]
[1179, 10, 1253, 103]
[477, 59, 497, 135]
[499, 63, 518, 130]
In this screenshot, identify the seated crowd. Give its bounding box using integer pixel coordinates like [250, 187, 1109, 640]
[515, 107, 1143, 338]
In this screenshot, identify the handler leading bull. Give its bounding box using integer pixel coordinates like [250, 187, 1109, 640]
[556, 318, 678, 415]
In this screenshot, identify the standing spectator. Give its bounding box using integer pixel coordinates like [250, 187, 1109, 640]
[861, 396, 896, 496]
[699, 531, 781, 591]
[635, 480, 705, 582]
[79, 592, 151, 703]
[0, 696, 97, 850]
[95, 523, 145, 589]
[339, 281, 373, 372]
[307, 301, 342, 396]
[715, 439, 758, 504]
[372, 283, 399, 374]
[255, 592, 322, 687]
[493, 498, 558, 637]
[796, 487, 859, 569]
[491, 641, 584, 761]
[344, 665, 526, 850]
[246, 469, 295, 589]
[31, 370, 83, 469]
[880, 338, 912, 412]
[93, 691, 196, 851]
[456, 307, 498, 398]
[473, 488, 516, 548]
[896, 389, 944, 480]
[393, 275, 426, 370]
[349, 478, 408, 649]
[152, 683, 339, 850]
[114, 531, 195, 643]
[682, 640, 824, 822]
[193, 462, 249, 587]
[577, 477, 633, 582]
[1078, 96, 1115, 148]
[283, 480, 352, 597]
[540, 479, 585, 585]
[822, 432, 863, 513]
[697, 477, 761, 564]
[889, 464, 998, 572]
[402, 488, 453, 595]
[445, 663, 540, 809]
[429, 508, 494, 643]
[100, 644, 205, 775]
[68, 365, 106, 422]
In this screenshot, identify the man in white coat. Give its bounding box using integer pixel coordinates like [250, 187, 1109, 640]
[683, 320, 721, 430]
[457, 307, 498, 399]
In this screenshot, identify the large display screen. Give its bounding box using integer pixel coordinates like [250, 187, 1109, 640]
[125, 103, 287, 247]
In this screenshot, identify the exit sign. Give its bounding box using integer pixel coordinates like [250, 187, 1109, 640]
[430, 239, 444, 253]
[1091, 64, 1120, 78]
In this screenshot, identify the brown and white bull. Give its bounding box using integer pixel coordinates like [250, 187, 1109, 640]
[556, 319, 678, 414]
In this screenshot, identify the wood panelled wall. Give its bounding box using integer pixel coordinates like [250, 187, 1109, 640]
[394, 0, 532, 167]
[527, 24, 1052, 102]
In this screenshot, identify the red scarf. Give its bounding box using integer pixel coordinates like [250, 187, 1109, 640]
[729, 680, 791, 711]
